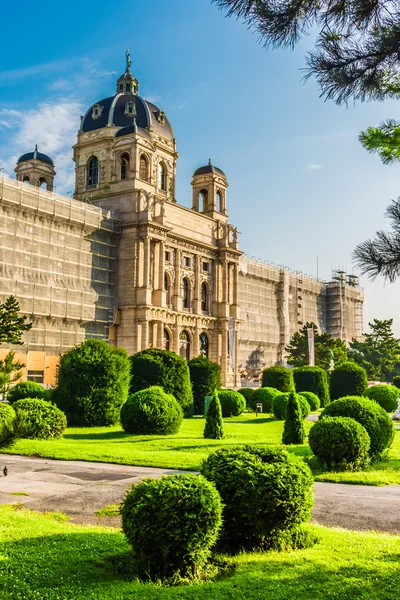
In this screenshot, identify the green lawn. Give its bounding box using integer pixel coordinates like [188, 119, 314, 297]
[3, 414, 400, 486]
[1, 504, 400, 599]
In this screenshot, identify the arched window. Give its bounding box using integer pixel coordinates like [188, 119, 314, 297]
[201, 282, 209, 312]
[164, 272, 172, 306]
[179, 330, 191, 360]
[23, 176, 30, 184]
[198, 189, 208, 212]
[87, 156, 99, 186]
[120, 153, 129, 180]
[164, 328, 170, 351]
[199, 332, 209, 357]
[182, 277, 190, 309]
[158, 162, 167, 191]
[139, 154, 149, 181]
[216, 190, 222, 213]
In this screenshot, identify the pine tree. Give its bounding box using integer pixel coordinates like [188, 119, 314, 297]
[203, 393, 224, 440]
[282, 392, 305, 445]
[0, 296, 32, 344]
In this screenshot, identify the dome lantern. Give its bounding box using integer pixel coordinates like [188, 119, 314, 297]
[116, 49, 139, 95]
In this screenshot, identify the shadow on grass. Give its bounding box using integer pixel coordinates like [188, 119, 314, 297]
[231, 417, 276, 425]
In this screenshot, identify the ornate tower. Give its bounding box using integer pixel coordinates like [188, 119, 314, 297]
[191, 160, 228, 220]
[15, 146, 56, 191]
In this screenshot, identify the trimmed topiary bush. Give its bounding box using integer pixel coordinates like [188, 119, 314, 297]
[293, 366, 329, 407]
[309, 416, 371, 471]
[120, 386, 183, 435]
[201, 445, 314, 550]
[282, 392, 306, 445]
[12, 398, 66, 439]
[365, 384, 399, 413]
[238, 387, 255, 406]
[7, 381, 49, 404]
[262, 366, 294, 392]
[130, 348, 193, 415]
[250, 387, 280, 413]
[121, 474, 223, 581]
[204, 392, 224, 439]
[320, 396, 394, 457]
[393, 376, 400, 389]
[298, 391, 320, 411]
[329, 362, 368, 401]
[273, 392, 310, 420]
[0, 403, 16, 445]
[218, 390, 246, 417]
[188, 355, 221, 415]
[53, 339, 131, 427]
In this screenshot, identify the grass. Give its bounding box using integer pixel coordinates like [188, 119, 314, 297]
[2, 414, 400, 486]
[1, 504, 400, 599]
[95, 504, 120, 518]
[10, 492, 29, 497]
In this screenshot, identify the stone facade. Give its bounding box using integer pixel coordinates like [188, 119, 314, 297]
[0, 57, 364, 386]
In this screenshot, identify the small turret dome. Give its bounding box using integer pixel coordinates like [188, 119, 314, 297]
[17, 145, 54, 166]
[193, 160, 226, 179]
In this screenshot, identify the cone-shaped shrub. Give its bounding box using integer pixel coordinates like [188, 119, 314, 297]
[204, 392, 224, 439]
[282, 392, 306, 445]
[293, 366, 329, 407]
[188, 355, 221, 415]
[329, 362, 368, 400]
[262, 366, 294, 392]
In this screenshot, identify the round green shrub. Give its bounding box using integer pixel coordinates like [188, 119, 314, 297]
[251, 387, 280, 413]
[218, 390, 246, 417]
[329, 362, 368, 401]
[320, 396, 395, 457]
[365, 385, 399, 413]
[0, 403, 16, 445]
[293, 366, 329, 407]
[309, 416, 371, 470]
[121, 473, 222, 581]
[12, 398, 66, 439]
[299, 391, 320, 411]
[238, 388, 255, 406]
[393, 376, 400, 389]
[120, 386, 183, 435]
[261, 366, 294, 392]
[201, 446, 314, 550]
[53, 339, 131, 426]
[130, 348, 193, 415]
[188, 355, 221, 415]
[273, 392, 310, 420]
[7, 382, 49, 404]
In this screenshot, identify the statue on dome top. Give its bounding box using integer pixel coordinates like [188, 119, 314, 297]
[126, 49, 132, 72]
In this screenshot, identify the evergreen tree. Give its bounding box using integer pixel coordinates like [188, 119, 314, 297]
[203, 393, 224, 440]
[0, 296, 32, 344]
[282, 391, 305, 445]
[0, 352, 25, 397]
[285, 322, 347, 371]
[349, 319, 400, 381]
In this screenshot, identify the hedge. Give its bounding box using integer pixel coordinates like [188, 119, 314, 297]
[272, 392, 310, 420]
[130, 348, 193, 415]
[121, 474, 222, 581]
[238, 388, 255, 405]
[7, 382, 49, 404]
[13, 398, 66, 439]
[365, 384, 399, 413]
[293, 366, 329, 407]
[320, 396, 394, 457]
[218, 390, 246, 417]
[250, 387, 280, 413]
[53, 339, 131, 426]
[329, 362, 368, 401]
[201, 446, 314, 550]
[309, 416, 371, 471]
[261, 366, 294, 392]
[120, 386, 183, 435]
[188, 355, 221, 415]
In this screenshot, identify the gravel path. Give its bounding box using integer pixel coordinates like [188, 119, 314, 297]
[1, 454, 399, 533]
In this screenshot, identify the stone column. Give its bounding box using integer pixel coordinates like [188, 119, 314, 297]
[173, 249, 181, 311]
[194, 254, 201, 314]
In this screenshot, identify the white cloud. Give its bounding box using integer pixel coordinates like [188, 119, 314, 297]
[305, 163, 323, 171]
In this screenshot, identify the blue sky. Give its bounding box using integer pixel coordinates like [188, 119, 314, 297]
[1, 0, 400, 334]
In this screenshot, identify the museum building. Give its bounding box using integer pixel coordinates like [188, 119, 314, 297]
[0, 56, 364, 386]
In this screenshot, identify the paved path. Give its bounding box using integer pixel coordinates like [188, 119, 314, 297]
[0, 454, 399, 533]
